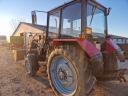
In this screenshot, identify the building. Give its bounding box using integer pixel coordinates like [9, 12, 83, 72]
[0, 35, 6, 41]
[110, 35, 128, 53]
[0, 35, 7, 46]
[12, 22, 46, 36]
[111, 35, 128, 45]
[11, 22, 46, 61]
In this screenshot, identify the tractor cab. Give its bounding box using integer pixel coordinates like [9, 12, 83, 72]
[46, 0, 124, 61]
[47, 0, 108, 45]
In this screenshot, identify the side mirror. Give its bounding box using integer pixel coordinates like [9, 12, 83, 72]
[107, 8, 111, 16]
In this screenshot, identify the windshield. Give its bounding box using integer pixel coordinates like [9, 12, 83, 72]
[87, 3, 105, 37]
[61, 2, 81, 38]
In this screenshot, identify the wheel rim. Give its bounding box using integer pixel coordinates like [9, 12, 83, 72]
[50, 56, 78, 95]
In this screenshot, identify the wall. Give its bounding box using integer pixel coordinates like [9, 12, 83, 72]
[13, 23, 44, 36]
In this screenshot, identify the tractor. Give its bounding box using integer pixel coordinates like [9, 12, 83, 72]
[25, 0, 126, 96]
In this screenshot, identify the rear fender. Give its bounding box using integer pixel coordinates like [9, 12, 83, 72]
[104, 37, 125, 61]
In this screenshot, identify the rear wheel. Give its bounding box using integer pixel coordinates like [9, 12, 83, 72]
[103, 53, 118, 73]
[47, 44, 96, 96]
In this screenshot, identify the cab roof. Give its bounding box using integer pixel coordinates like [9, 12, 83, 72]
[48, 0, 107, 14]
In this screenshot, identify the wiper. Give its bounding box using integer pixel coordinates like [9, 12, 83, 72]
[89, 6, 96, 26]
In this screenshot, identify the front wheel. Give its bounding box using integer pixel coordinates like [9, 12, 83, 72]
[25, 53, 39, 76]
[47, 45, 96, 96]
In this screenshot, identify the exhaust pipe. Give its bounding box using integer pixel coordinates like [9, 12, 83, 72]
[31, 11, 37, 24]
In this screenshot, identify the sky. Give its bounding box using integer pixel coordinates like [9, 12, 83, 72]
[0, 0, 128, 37]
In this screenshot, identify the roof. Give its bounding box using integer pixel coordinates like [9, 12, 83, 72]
[109, 34, 128, 39]
[12, 22, 46, 36]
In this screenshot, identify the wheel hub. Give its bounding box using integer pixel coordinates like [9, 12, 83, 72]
[58, 67, 68, 81]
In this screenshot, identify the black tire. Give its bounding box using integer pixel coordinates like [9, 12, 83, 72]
[101, 42, 118, 73]
[103, 53, 118, 73]
[25, 53, 39, 76]
[90, 53, 104, 77]
[47, 44, 96, 96]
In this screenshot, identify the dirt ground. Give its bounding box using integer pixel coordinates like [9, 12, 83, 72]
[0, 46, 54, 96]
[0, 46, 128, 96]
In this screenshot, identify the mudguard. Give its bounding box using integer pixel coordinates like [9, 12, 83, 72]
[104, 37, 125, 61]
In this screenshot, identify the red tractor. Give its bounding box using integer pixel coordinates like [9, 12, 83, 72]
[25, 0, 126, 95]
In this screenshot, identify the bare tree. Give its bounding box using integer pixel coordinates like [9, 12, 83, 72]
[10, 18, 26, 32]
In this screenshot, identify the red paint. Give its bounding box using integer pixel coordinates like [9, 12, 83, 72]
[105, 38, 119, 53]
[53, 38, 100, 58]
[105, 37, 125, 61]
